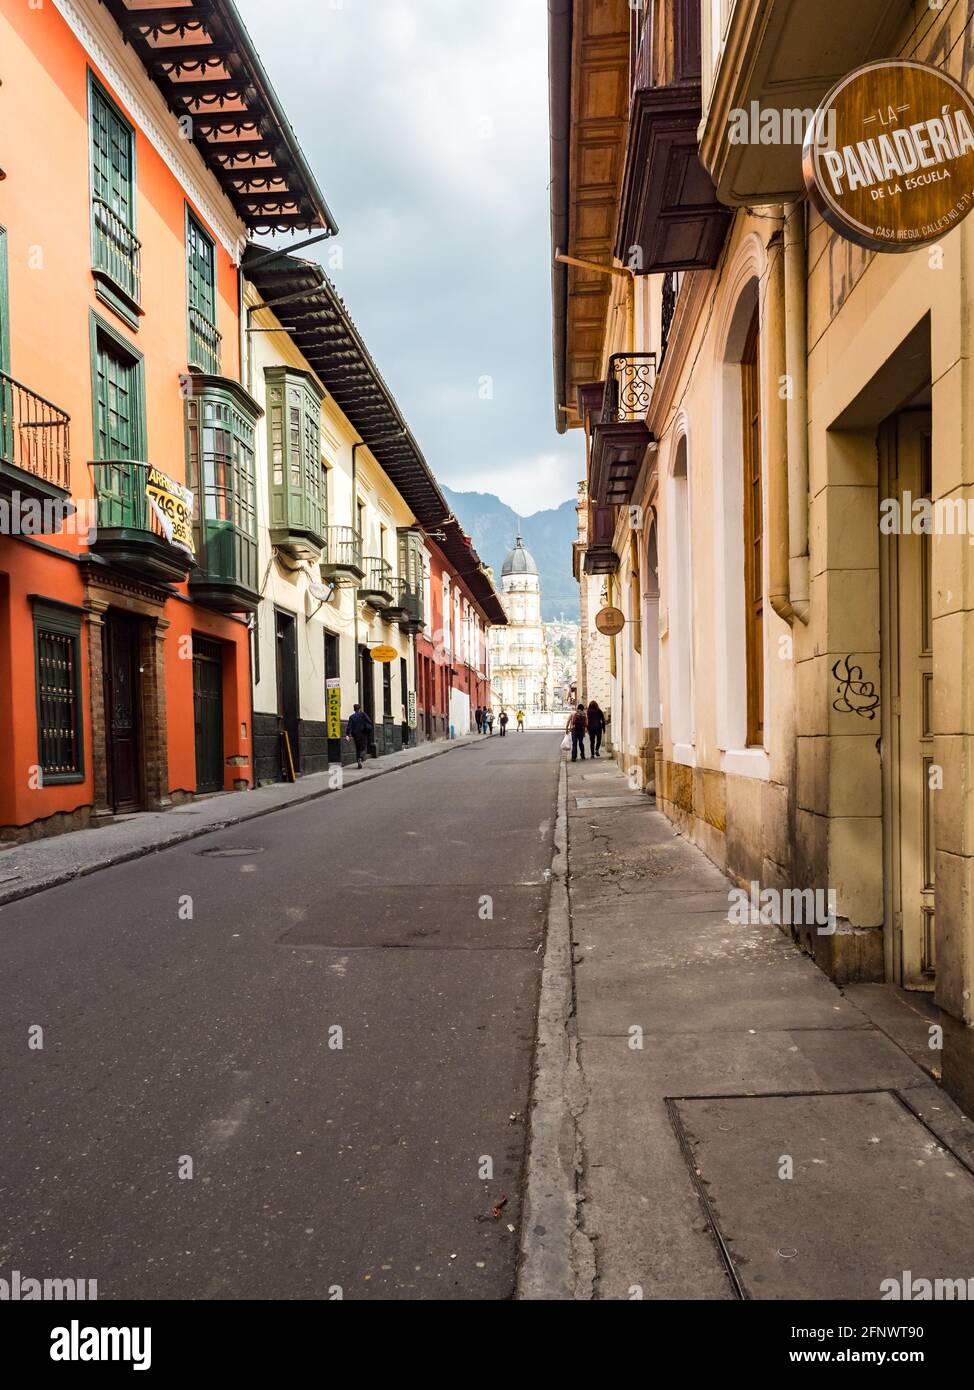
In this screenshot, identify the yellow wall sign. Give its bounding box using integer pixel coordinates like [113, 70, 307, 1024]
[326, 678, 341, 739]
[803, 60, 974, 253]
[146, 466, 194, 555]
[370, 645, 398, 664]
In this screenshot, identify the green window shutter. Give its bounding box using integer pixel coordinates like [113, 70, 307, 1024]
[265, 368, 325, 553]
[185, 379, 260, 598]
[95, 338, 137, 459]
[186, 210, 221, 373]
[89, 75, 140, 306]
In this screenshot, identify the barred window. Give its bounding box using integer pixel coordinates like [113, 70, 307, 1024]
[33, 604, 84, 782]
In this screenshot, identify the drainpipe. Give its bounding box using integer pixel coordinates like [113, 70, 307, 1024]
[784, 202, 810, 625]
[766, 210, 795, 627]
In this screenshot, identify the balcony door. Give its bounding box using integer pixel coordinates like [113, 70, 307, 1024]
[104, 611, 143, 813]
[882, 411, 935, 990]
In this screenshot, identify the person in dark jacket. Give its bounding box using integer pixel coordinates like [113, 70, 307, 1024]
[499, 710, 509, 737]
[475, 706, 483, 734]
[346, 703, 373, 769]
[587, 701, 606, 758]
[567, 704, 588, 762]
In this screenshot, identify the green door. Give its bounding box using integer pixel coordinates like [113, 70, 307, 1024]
[193, 637, 224, 794]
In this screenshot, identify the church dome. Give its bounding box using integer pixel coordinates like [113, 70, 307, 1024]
[502, 537, 538, 577]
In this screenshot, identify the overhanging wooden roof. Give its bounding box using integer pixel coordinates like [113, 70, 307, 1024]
[433, 520, 507, 629]
[98, 0, 337, 234]
[549, 0, 631, 433]
[244, 247, 506, 625]
[244, 246, 450, 528]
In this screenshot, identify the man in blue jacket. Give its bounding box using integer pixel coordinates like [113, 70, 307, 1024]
[346, 704, 373, 769]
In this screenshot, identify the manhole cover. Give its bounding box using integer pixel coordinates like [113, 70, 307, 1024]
[196, 846, 265, 858]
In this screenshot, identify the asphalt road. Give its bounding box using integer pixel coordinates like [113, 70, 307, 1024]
[0, 731, 561, 1300]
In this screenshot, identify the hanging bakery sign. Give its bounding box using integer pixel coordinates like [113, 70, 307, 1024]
[802, 59, 974, 253]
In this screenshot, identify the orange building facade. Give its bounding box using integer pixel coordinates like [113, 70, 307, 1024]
[0, 0, 335, 838]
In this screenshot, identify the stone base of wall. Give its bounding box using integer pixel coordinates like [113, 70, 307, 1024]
[655, 754, 885, 986]
[298, 719, 330, 776]
[942, 1013, 974, 1119]
[0, 803, 98, 844]
[254, 712, 282, 785]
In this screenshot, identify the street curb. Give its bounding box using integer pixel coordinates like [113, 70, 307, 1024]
[516, 757, 583, 1300]
[0, 736, 483, 910]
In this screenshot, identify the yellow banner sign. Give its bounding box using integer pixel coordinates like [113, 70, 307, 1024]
[370, 645, 398, 664]
[146, 466, 194, 556]
[327, 679, 341, 739]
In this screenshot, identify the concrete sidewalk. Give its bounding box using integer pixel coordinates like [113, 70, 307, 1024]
[520, 755, 974, 1301]
[0, 734, 484, 909]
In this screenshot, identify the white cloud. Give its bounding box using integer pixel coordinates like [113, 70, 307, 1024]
[235, 0, 573, 509]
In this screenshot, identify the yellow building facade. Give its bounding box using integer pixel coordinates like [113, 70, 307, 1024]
[552, 0, 974, 1114]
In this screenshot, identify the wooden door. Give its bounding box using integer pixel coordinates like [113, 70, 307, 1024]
[741, 309, 764, 747]
[882, 411, 935, 989]
[193, 637, 224, 794]
[104, 612, 142, 812]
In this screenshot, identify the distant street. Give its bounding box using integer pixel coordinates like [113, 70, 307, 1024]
[0, 735, 560, 1301]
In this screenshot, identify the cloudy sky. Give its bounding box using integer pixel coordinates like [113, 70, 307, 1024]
[235, 0, 582, 515]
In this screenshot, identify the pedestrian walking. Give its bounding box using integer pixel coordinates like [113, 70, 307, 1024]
[475, 706, 483, 734]
[587, 700, 605, 758]
[487, 710, 495, 736]
[346, 703, 373, 769]
[499, 710, 509, 737]
[567, 703, 588, 762]
[516, 709, 525, 733]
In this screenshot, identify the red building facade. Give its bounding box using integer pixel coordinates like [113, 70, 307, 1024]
[415, 520, 505, 742]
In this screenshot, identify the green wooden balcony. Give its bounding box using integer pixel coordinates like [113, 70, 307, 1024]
[188, 305, 222, 375]
[384, 576, 424, 630]
[0, 370, 73, 521]
[89, 459, 194, 584]
[184, 374, 262, 613]
[190, 520, 259, 614]
[92, 196, 142, 317]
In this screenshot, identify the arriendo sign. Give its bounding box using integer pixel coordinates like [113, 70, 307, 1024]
[803, 59, 974, 253]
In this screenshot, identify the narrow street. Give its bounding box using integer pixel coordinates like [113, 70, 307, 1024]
[0, 736, 559, 1301]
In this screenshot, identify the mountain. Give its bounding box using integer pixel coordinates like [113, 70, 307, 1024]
[441, 486, 579, 623]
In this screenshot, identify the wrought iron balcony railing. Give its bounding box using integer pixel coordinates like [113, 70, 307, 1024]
[188, 304, 222, 375]
[361, 556, 393, 601]
[602, 352, 657, 424]
[92, 196, 142, 306]
[0, 371, 71, 489]
[320, 525, 364, 577]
